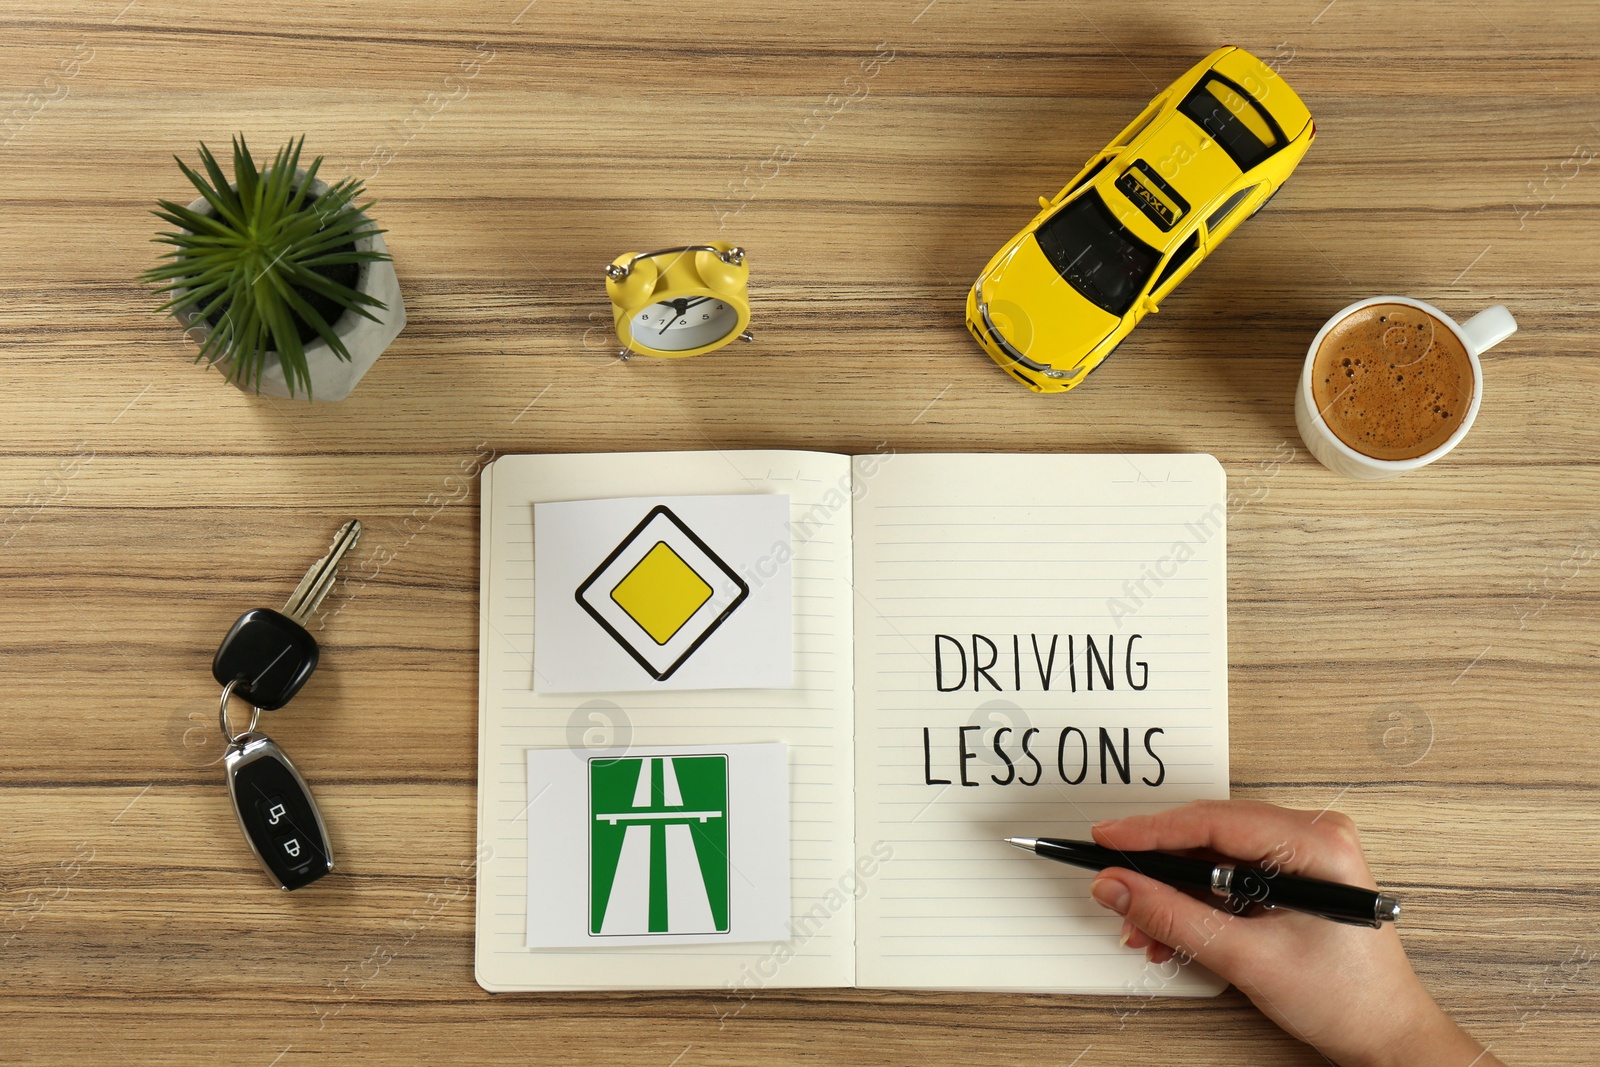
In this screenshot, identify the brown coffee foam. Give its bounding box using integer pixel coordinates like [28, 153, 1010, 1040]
[1310, 303, 1476, 462]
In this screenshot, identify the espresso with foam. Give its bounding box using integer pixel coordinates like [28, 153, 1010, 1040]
[1310, 303, 1476, 461]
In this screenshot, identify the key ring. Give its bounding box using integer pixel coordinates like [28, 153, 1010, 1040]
[218, 678, 261, 744]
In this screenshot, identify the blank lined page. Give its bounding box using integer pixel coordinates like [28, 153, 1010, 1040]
[851, 454, 1229, 994]
[475, 451, 856, 991]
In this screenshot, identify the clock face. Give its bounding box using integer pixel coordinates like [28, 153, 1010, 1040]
[630, 296, 740, 352]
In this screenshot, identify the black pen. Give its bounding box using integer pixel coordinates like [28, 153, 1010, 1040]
[1005, 837, 1400, 928]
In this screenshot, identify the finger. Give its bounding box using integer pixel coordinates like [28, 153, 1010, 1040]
[1094, 798, 1320, 858]
[1092, 799, 1369, 881]
[1147, 941, 1175, 965]
[1119, 918, 1153, 951]
[1091, 869, 1247, 976]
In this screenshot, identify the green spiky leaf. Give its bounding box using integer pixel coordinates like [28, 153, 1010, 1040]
[138, 134, 392, 399]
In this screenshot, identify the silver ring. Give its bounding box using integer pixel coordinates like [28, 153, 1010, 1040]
[605, 245, 745, 280]
[218, 679, 261, 743]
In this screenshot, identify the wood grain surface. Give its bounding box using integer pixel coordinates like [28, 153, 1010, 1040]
[3, 1, 1598, 1063]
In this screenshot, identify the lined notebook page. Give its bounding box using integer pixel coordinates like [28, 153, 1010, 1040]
[851, 454, 1229, 994]
[476, 451, 856, 991]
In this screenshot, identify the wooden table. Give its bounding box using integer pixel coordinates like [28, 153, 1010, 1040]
[4, 1, 1597, 1062]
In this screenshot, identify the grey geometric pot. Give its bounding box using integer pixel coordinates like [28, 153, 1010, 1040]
[172, 171, 405, 402]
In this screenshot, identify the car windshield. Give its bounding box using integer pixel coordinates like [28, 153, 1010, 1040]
[1033, 191, 1161, 316]
[1178, 75, 1283, 171]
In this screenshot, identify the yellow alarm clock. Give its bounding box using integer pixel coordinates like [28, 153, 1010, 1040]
[604, 243, 753, 359]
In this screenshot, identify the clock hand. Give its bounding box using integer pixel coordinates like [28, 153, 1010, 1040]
[662, 298, 713, 333]
[665, 295, 710, 329]
[655, 297, 710, 336]
[651, 298, 684, 332]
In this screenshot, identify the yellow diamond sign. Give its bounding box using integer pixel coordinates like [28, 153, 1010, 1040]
[575, 505, 750, 681]
[609, 542, 714, 645]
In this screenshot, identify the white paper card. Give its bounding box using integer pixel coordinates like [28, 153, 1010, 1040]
[534, 494, 792, 693]
[525, 743, 791, 948]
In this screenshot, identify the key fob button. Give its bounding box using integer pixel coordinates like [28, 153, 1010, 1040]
[212, 608, 320, 711]
[259, 795, 290, 828]
[273, 833, 311, 868]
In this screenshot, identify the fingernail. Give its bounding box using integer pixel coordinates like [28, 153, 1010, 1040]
[1091, 876, 1131, 915]
[1119, 919, 1134, 946]
[1091, 819, 1117, 833]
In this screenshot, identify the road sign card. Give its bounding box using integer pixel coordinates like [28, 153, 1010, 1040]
[524, 743, 790, 948]
[533, 494, 792, 692]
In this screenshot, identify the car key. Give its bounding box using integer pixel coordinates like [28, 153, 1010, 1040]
[220, 681, 334, 890]
[211, 519, 361, 710]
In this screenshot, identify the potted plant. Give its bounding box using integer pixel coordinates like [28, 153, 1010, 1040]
[140, 135, 405, 400]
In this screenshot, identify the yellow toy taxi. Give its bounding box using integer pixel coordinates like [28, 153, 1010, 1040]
[966, 46, 1315, 392]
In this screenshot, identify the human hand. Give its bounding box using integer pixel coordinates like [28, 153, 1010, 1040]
[1089, 800, 1502, 1067]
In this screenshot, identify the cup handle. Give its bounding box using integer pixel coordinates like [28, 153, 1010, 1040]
[1458, 305, 1517, 356]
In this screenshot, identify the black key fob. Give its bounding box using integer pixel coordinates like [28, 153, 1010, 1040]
[225, 732, 333, 890]
[212, 608, 320, 711]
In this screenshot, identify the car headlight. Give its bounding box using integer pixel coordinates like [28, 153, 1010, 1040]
[977, 301, 1073, 378]
[977, 301, 1045, 371]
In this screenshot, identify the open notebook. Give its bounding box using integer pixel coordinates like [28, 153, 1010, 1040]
[476, 450, 1229, 995]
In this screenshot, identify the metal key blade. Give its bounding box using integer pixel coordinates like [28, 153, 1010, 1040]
[282, 519, 362, 625]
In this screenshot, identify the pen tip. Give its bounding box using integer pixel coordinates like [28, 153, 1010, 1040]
[1004, 837, 1037, 851]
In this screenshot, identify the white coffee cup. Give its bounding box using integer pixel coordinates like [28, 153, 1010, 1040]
[1295, 297, 1517, 480]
